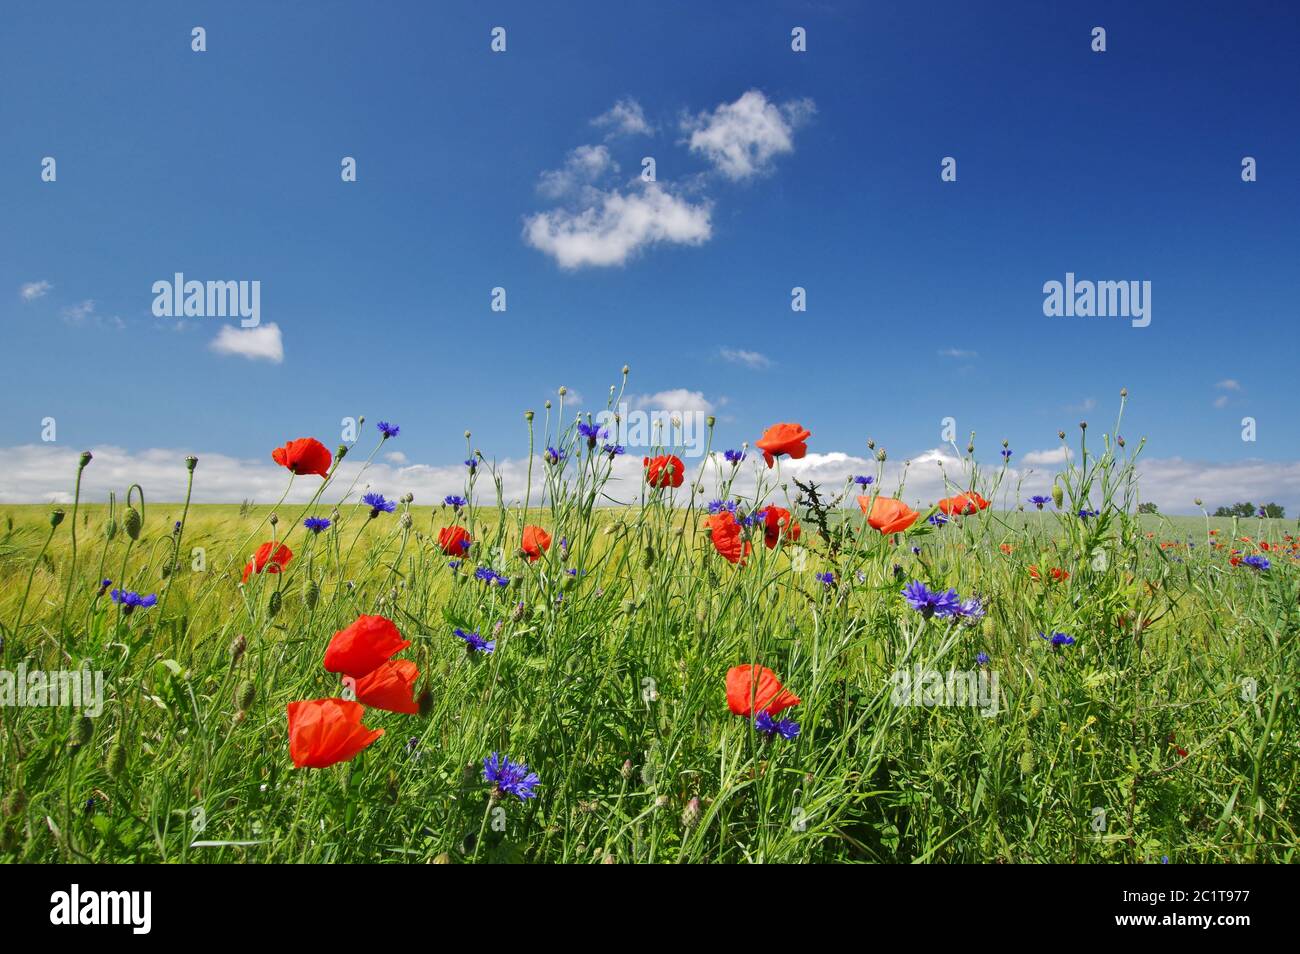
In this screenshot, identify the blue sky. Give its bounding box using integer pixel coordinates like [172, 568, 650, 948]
[2, 1, 1298, 507]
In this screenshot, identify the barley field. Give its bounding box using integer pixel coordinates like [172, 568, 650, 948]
[0, 405, 1295, 864]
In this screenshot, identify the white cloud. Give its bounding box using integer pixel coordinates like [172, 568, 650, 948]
[385, 451, 408, 465]
[210, 323, 284, 363]
[537, 144, 618, 199]
[20, 280, 51, 301]
[592, 98, 654, 137]
[628, 388, 715, 415]
[3, 443, 1297, 515]
[938, 348, 978, 359]
[682, 90, 815, 180]
[523, 182, 712, 269]
[1065, 397, 1097, 413]
[62, 299, 95, 322]
[1216, 379, 1242, 391]
[719, 347, 772, 370]
[1022, 447, 1072, 466]
[1213, 395, 1230, 409]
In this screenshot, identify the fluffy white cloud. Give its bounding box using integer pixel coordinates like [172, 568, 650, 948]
[592, 98, 654, 137]
[523, 182, 712, 269]
[628, 389, 715, 415]
[719, 347, 772, 370]
[682, 90, 815, 180]
[210, 323, 284, 363]
[1216, 379, 1242, 391]
[537, 144, 618, 199]
[938, 348, 978, 359]
[20, 280, 52, 301]
[1021, 447, 1072, 466]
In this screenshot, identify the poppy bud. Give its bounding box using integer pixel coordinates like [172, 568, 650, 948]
[642, 545, 655, 569]
[417, 686, 434, 718]
[336, 444, 348, 461]
[1079, 421, 1088, 430]
[123, 506, 142, 540]
[268, 513, 278, 527]
[525, 410, 534, 422]
[79, 450, 93, 470]
[236, 680, 256, 711]
[1019, 748, 1036, 774]
[1051, 484, 1064, 508]
[50, 508, 66, 528]
[106, 741, 127, 778]
[186, 455, 198, 472]
[1120, 387, 1128, 398]
[1194, 498, 1202, 507]
[104, 517, 117, 540]
[268, 590, 282, 618]
[229, 633, 247, 664]
[303, 580, 319, 608]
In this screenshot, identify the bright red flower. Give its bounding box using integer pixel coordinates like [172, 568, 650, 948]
[344, 659, 420, 715]
[705, 512, 750, 565]
[323, 614, 411, 678]
[242, 541, 293, 583]
[755, 423, 811, 468]
[1028, 565, 1069, 582]
[937, 492, 989, 516]
[999, 543, 1015, 554]
[761, 506, 801, 549]
[858, 496, 920, 534]
[286, 698, 384, 768]
[643, 454, 685, 489]
[725, 664, 800, 717]
[521, 525, 551, 561]
[271, 437, 332, 478]
[438, 525, 472, 556]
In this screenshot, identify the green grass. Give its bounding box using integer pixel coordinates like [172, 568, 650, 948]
[0, 424, 1296, 863]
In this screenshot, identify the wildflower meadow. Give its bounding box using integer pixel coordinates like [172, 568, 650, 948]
[0, 385, 1295, 865]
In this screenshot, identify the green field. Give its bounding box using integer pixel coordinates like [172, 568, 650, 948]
[0, 439, 1296, 863]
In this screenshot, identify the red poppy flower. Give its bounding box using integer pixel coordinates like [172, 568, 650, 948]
[755, 423, 810, 468]
[705, 512, 751, 565]
[271, 437, 332, 478]
[999, 543, 1015, 554]
[1028, 565, 1069, 582]
[287, 698, 384, 768]
[242, 541, 293, 583]
[858, 496, 920, 535]
[937, 492, 989, 516]
[323, 614, 411, 678]
[643, 454, 685, 489]
[725, 664, 800, 717]
[437, 525, 472, 556]
[521, 525, 551, 561]
[343, 659, 420, 715]
[761, 506, 801, 549]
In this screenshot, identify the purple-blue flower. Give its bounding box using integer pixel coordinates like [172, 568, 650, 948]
[815, 571, 835, 586]
[376, 421, 400, 439]
[361, 492, 396, 516]
[1040, 631, 1075, 648]
[443, 495, 467, 510]
[483, 752, 539, 801]
[577, 422, 607, 446]
[928, 513, 948, 527]
[724, 449, 746, 464]
[1028, 495, 1052, 509]
[110, 589, 157, 614]
[304, 516, 331, 533]
[901, 581, 961, 618]
[1077, 508, 1100, 519]
[454, 627, 495, 654]
[1242, 554, 1270, 571]
[602, 443, 625, 457]
[954, 596, 985, 620]
[544, 446, 566, 465]
[707, 499, 738, 515]
[853, 475, 874, 486]
[755, 711, 801, 740]
[976, 652, 990, 667]
[1001, 449, 1013, 460]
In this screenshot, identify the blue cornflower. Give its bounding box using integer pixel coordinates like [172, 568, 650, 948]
[172, 520, 182, 534]
[376, 421, 400, 439]
[755, 711, 801, 740]
[448, 559, 462, 570]
[815, 571, 835, 586]
[464, 458, 477, 470]
[544, 446, 566, 465]
[1040, 631, 1076, 648]
[602, 442, 625, 457]
[707, 499, 738, 515]
[110, 589, 157, 614]
[928, 513, 948, 527]
[443, 495, 467, 510]
[454, 627, 495, 654]
[304, 517, 331, 533]
[576, 422, 607, 446]
[483, 752, 539, 801]
[724, 449, 746, 464]
[853, 475, 874, 486]
[1257, 507, 1267, 518]
[901, 581, 961, 618]
[976, 652, 990, 667]
[1242, 555, 1270, 571]
[954, 596, 985, 621]
[1028, 495, 1052, 509]
[742, 508, 768, 528]
[361, 492, 396, 517]
[1001, 449, 1013, 460]
[1077, 508, 1100, 519]
[474, 566, 498, 584]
